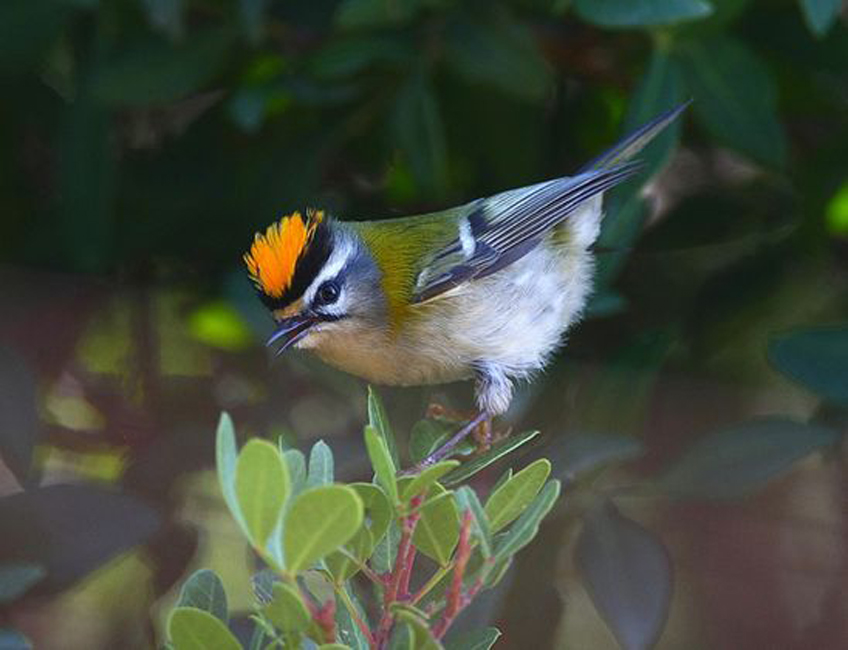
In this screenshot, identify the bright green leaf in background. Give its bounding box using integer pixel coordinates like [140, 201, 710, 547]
[168, 607, 241, 650]
[769, 325, 848, 405]
[412, 483, 460, 566]
[574, 0, 713, 27]
[825, 181, 848, 236]
[799, 0, 842, 37]
[575, 501, 672, 650]
[176, 569, 228, 623]
[187, 300, 253, 351]
[658, 418, 840, 498]
[678, 35, 787, 167]
[264, 582, 311, 633]
[236, 439, 290, 548]
[284, 485, 364, 574]
[485, 459, 551, 533]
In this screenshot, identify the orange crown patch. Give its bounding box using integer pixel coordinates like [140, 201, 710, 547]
[244, 210, 325, 298]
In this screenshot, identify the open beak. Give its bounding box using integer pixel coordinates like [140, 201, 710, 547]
[267, 313, 317, 355]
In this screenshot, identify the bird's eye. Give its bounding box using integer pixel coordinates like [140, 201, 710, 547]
[316, 280, 340, 305]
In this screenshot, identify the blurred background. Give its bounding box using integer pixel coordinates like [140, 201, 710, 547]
[1, 0, 847, 648]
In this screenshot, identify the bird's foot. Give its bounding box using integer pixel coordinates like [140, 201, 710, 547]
[413, 410, 490, 471]
[426, 402, 494, 453]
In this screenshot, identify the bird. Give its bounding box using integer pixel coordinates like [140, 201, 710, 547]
[244, 104, 686, 464]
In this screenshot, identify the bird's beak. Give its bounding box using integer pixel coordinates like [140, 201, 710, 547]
[267, 313, 317, 355]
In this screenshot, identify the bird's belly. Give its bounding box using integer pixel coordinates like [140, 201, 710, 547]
[306, 240, 594, 388]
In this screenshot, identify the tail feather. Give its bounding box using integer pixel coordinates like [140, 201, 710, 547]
[578, 100, 691, 174]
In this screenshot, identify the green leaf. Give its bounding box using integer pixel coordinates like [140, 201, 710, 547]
[335, 583, 369, 650]
[576, 501, 672, 650]
[658, 418, 839, 499]
[236, 439, 290, 548]
[284, 449, 308, 496]
[365, 425, 399, 505]
[176, 569, 228, 623]
[553, 433, 644, 481]
[444, 14, 553, 102]
[0, 564, 45, 604]
[454, 487, 493, 557]
[677, 35, 787, 166]
[574, 0, 713, 27]
[264, 582, 311, 633]
[336, 0, 422, 29]
[309, 34, 411, 80]
[445, 627, 502, 650]
[326, 483, 392, 581]
[494, 480, 560, 560]
[441, 431, 540, 487]
[368, 387, 400, 467]
[216, 413, 243, 528]
[413, 484, 459, 566]
[401, 461, 461, 502]
[371, 518, 401, 573]
[409, 419, 456, 465]
[485, 459, 551, 533]
[284, 486, 364, 574]
[91, 28, 233, 106]
[799, 0, 842, 37]
[319, 645, 354, 650]
[388, 622, 415, 650]
[141, 0, 184, 40]
[393, 73, 449, 197]
[307, 440, 335, 488]
[168, 607, 241, 650]
[395, 611, 444, 650]
[768, 325, 848, 405]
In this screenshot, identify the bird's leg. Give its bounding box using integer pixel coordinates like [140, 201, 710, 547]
[416, 411, 490, 469]
[427, 402, 493, 452]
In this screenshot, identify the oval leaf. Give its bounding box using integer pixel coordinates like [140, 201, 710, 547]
[494, 480, 560, 561]
[454, 487, 492, 557]
[442, 430, 540, 487]
[216, 413, 242, 527]
[168, 607, 241, 650]
[236, 439, 290, 548]
[326, 483, 392, 581]
[575, 501, 672, 650]
[368, 386, 400, 467]
[678, 35, 787, 166]
[284, 486, 364, 574]
[574, 0, 713, 27]
[412, 484, 459, 566]
[485, 459, 551, 533]
[307, 440, 335, 488]
[658, 417, 839, 499]
[768, 325, 848, 405]
[402, 461, 461, 502]
[176, 569, 228, 623]
[365, 425, 398, 505]
[264, 582, 311, 633]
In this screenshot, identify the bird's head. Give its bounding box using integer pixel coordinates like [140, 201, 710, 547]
[244, 210, 386, 353]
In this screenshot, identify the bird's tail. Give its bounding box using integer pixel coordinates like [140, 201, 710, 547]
[578, 101, 690, 174]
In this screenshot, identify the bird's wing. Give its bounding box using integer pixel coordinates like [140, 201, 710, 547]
[410, 102, 689, 304]
[411, 164, 639, 303]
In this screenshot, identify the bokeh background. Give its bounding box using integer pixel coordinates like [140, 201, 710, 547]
[1, 0, 847, 648]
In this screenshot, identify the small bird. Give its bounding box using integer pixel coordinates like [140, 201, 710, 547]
[245, 105, 686, 462]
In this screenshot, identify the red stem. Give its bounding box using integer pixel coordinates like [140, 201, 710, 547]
[433, 511, 474, 639]
[398, 543, 417, 599]
[375, 497, 423, 647]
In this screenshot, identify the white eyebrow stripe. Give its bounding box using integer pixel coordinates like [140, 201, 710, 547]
[303, 234, 355, 305]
